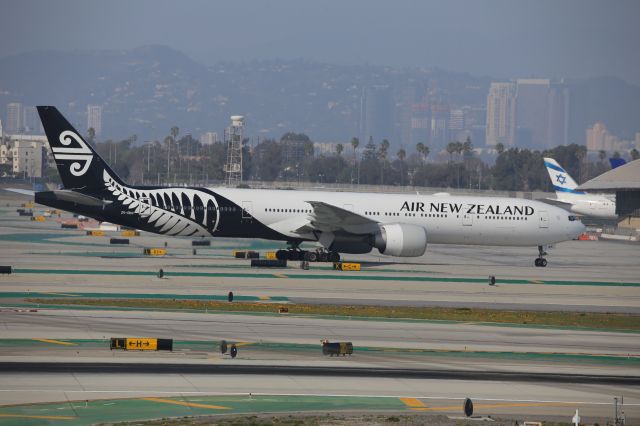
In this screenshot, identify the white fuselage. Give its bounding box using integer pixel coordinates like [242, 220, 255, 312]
[556, 193, 617, 219]
[213, 188, 585, 247]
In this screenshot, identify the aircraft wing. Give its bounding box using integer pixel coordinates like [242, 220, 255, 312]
[3, 188, 36, 196]
[538, 197, 572, 210]
[301, 200, 380, 234]
[36, 190, 112, 207]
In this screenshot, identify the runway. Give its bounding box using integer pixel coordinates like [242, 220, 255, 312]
[3, 309, 639, 356]
[1, 192, 639, 422]
[2, 362, 639, 385]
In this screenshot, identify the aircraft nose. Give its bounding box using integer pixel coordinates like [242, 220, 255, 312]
[570, 216, 586, 238]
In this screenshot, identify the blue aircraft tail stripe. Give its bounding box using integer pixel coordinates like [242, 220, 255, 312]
[553, 185, 586, 194]
[544, 161, 566, 173]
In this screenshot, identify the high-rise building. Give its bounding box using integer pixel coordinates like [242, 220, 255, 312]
[22, 106, 42, 134]
[546, 84, 570, 147]
[87, 105, 103, 137]
[360, 85, 393, 146]
[485, 82, 516, 147]
[409, 102, 430, 149]
[515, 79, 550, 149]
[430, 104, 449, 150]
[199, 132, 218, 145]
[6, 103, 22, 134]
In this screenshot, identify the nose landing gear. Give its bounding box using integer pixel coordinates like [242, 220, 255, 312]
[534, 245, 548, 267]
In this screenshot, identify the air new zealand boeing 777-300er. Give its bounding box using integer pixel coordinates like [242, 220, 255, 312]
[25, 106, 584, 267]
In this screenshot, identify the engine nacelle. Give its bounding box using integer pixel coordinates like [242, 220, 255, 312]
[374, 223, 427, 257]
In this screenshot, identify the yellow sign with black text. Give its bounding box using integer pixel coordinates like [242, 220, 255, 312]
[125, 338, 157, 351]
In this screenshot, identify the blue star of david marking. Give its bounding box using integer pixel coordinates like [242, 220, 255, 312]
[556, 174, 566, 185]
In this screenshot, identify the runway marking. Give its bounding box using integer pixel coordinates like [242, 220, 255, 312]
[273, 273, 288, 278]
[0, 413, 75, 420]
[39, 292, 79, 297]
[32, 339, 76, 346]
[259, 296, 271, 300]
[529, 280, 545, 284]
[232, 342, 254, 347]
[400, 397, 426, 408]
[142, 397, 230, 410]
[408, 401, 575, 412]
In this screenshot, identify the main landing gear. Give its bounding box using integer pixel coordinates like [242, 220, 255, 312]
[534, 245, 548, 267]
[276, 248, 340, 263]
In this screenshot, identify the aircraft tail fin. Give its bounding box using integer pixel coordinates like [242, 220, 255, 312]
[543, 157, 585, 197]
[37, 106, 125, 192]
[609, 157, 626, 169]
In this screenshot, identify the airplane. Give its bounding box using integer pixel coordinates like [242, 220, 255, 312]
[543, 157, 617, 219]
[25, 106, 584, 267]
[609, 157, 626, 169]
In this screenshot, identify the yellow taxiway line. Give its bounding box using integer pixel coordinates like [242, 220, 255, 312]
[32, 339, 76, 346]
[142, 397, 230, 410]
[400, 397, 427, 408]
[0, 413, 76, 420]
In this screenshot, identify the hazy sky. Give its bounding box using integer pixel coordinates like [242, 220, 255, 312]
[2, 0, 639, 84]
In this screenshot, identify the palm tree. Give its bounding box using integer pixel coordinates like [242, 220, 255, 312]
[350, 137, 360, 184]
[575, 145, 587, 182]
[336, 143, 344, 157]
[598, 150, 607, 164]
[416, 142, 426, 164]
[631, 148, 640, 160]
[167, 126, 179, 183]
[378, 139, 390, 185]
[496, 142, 505, 155]
[397, 148, 406, 186]
[462, 137, 473, 157]
[446, 142, 456, 163]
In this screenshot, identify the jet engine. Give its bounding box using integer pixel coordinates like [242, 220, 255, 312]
[373, 223, 427, 257]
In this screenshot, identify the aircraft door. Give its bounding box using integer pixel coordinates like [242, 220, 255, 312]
[136, 197, 153, 218]
[538, 210, 549, 228]
[462, 212, 473, 226]
[241, 201, 253, 219]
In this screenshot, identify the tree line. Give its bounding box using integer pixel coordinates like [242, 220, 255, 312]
[37, 128, 640, 192]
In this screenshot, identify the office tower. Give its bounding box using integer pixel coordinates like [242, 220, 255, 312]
[22, 106, 42, 134]
[87, 105, 103, 136]
[485, 83, 516, 147]
[546, 84, 570, 147]
[6, 103, 22, 134]
[360, 85, 393, 145]
[430, 104, 449, 150]
[199, 132, 218, 145]
[515, 79, 550, 148]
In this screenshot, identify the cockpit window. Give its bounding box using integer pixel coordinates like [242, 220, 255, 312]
[568, 215, 580, 222]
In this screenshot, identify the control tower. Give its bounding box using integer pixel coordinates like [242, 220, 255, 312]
[224, 115, 244, 186]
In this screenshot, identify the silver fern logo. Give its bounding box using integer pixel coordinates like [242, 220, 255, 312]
[51, 130, 93, 176]
[103, 170, 219, 237]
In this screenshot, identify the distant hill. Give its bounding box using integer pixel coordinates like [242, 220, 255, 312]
[1, 45, 638, 146]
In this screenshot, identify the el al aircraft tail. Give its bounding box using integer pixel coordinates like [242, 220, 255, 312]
[543, 157, 585, 198]
[37, 106, 125, 192]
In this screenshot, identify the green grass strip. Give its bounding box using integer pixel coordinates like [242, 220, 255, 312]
[25, 298, 640, 331]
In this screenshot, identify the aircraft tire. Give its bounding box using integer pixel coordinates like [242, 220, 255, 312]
[328, 251, 340, 262]
[276, 250, 288, 261]
[304, 251, 318, 262]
